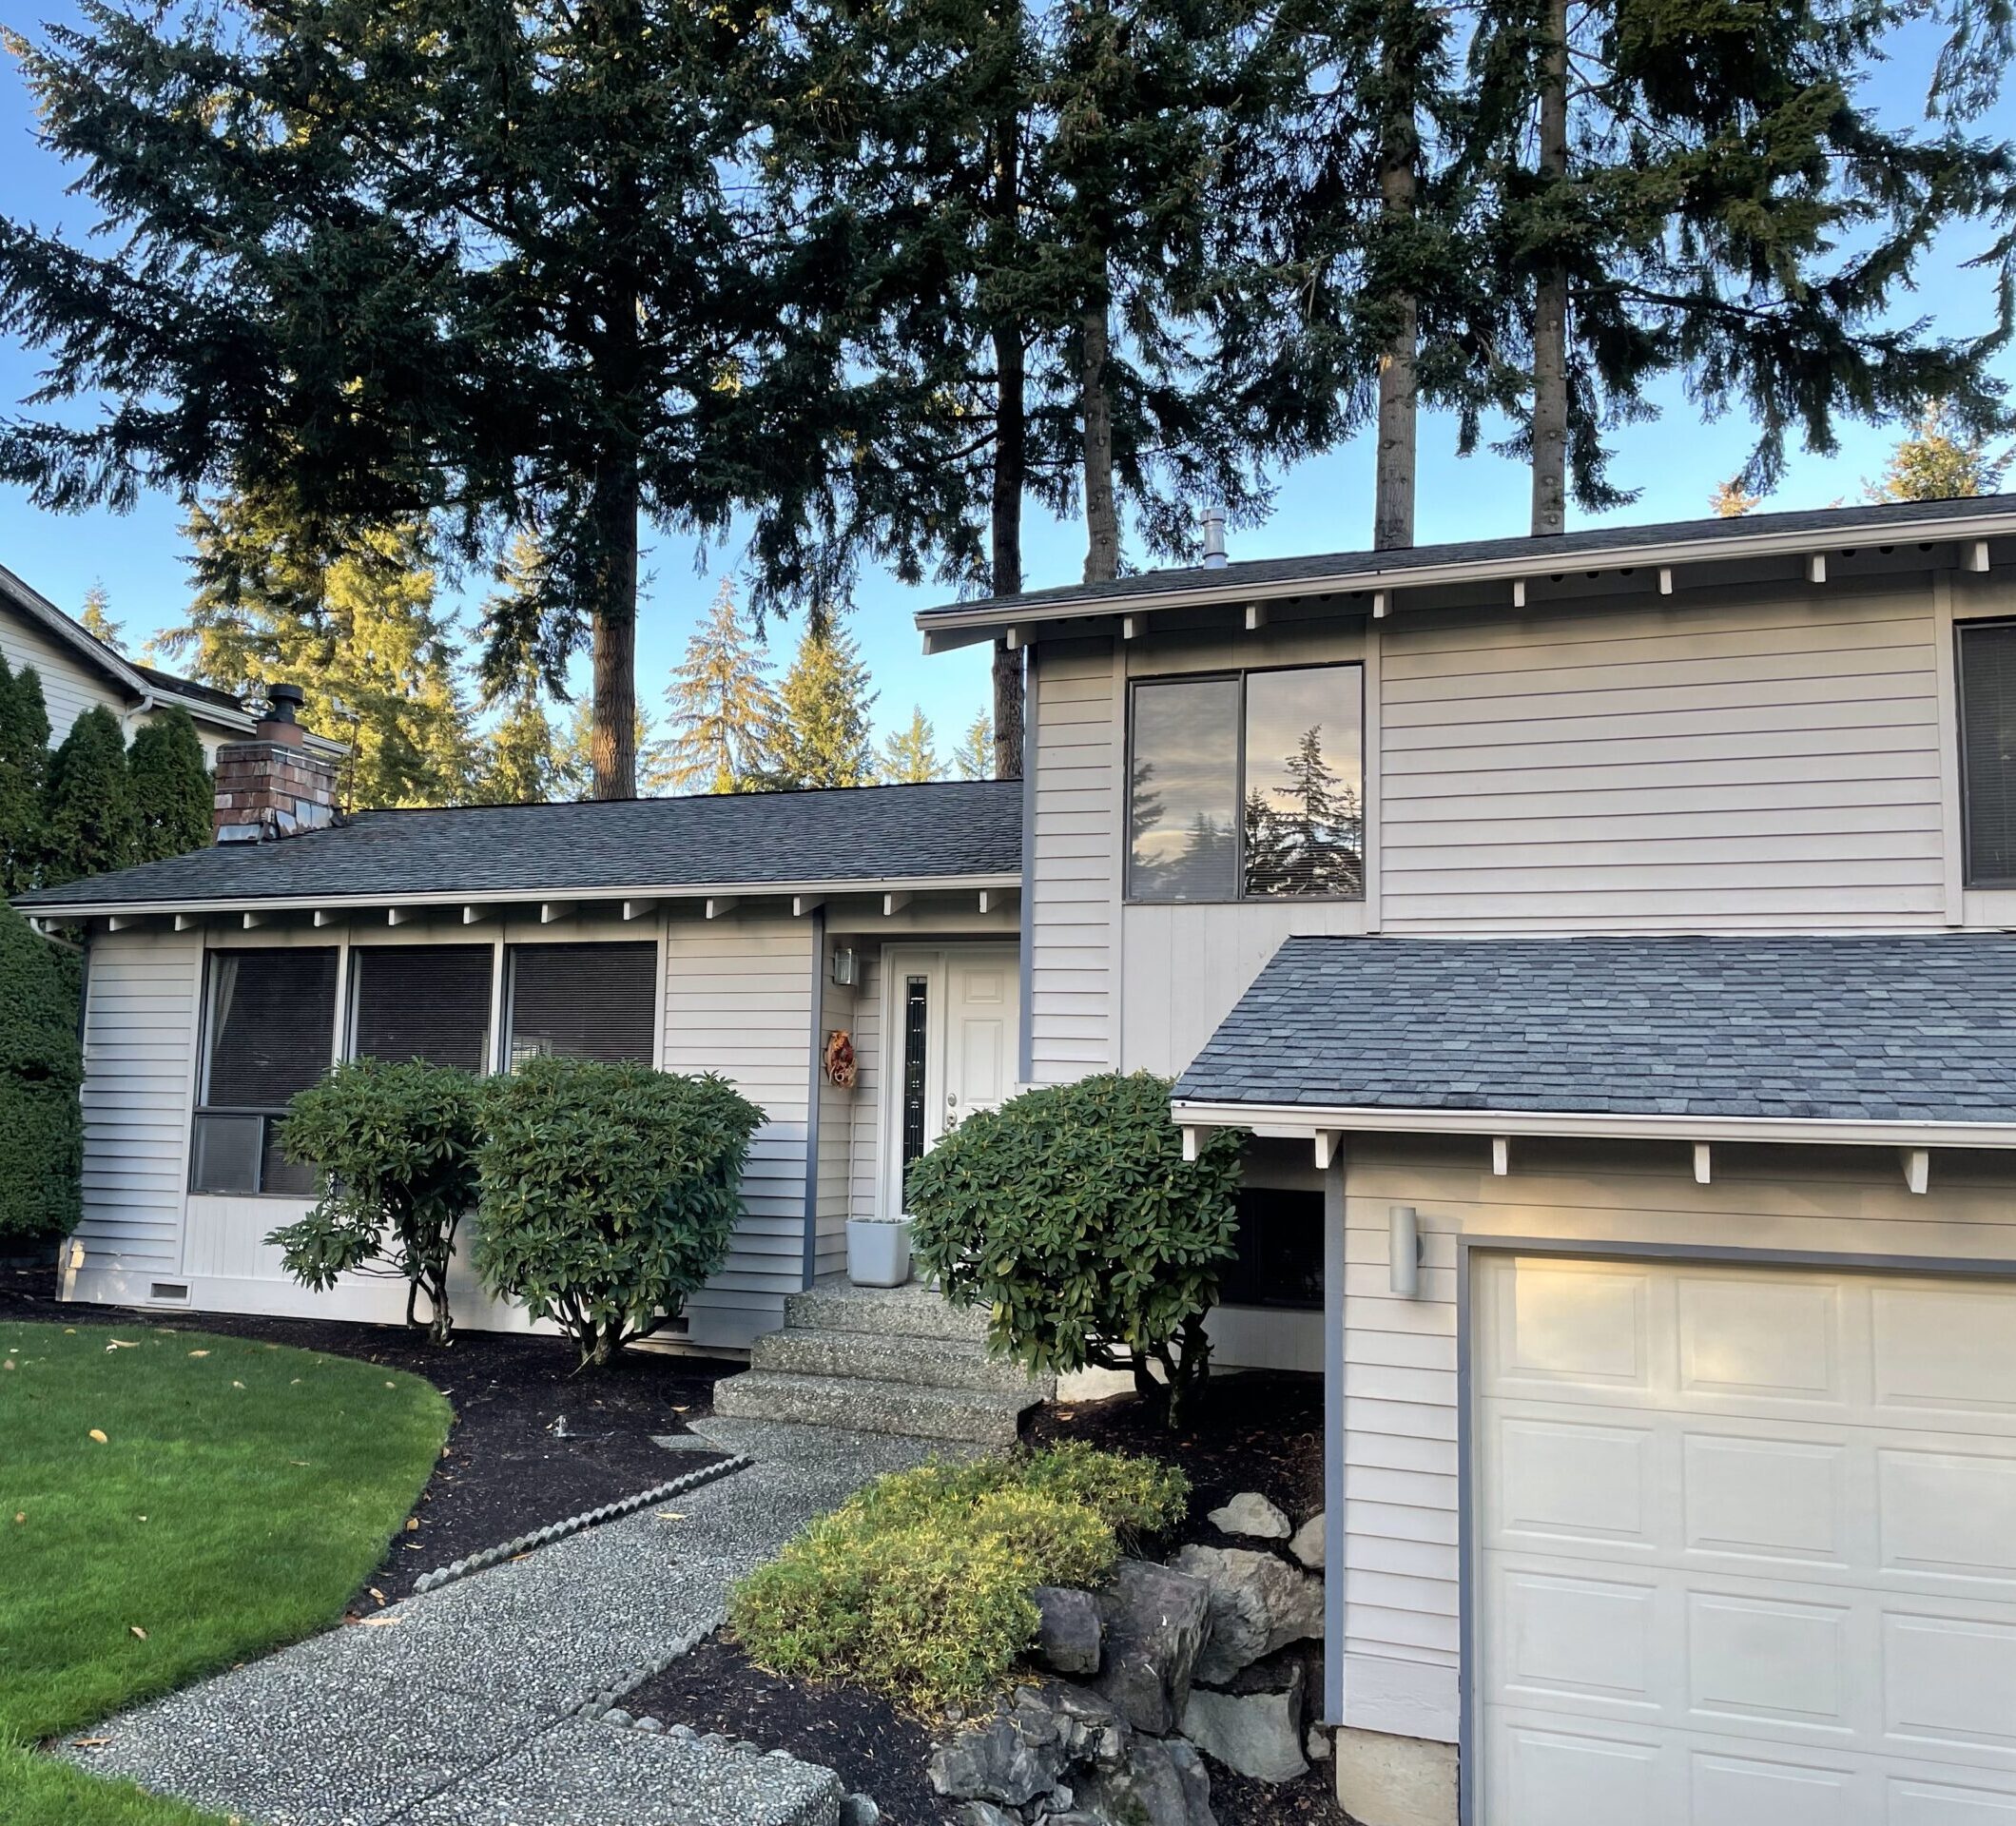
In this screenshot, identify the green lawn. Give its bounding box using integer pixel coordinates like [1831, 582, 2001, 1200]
[0, 1319, 451, 1825]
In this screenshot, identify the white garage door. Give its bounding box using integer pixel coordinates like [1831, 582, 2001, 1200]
[1475, 1253, 2016, 1826]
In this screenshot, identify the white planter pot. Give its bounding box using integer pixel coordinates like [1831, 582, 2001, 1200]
[847, 1218, 913, 1288]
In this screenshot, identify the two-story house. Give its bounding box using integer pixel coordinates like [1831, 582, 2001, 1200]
[22, 490, 2016, 1826]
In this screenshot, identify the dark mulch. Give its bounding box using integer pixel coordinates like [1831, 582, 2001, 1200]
[0, 1257, 738, 1603]
[624, 1638, 948, 1826]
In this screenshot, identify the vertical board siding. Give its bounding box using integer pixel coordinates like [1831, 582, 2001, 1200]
[1028, 640, 1118, 1080]
[77, 928, 201, 1274]
[1379, 589, 1947, 930]
[1338, 1134, 2016, 1744]
[660, 915, 815, 1350]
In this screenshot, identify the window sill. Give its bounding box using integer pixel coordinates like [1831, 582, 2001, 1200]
[1124, 895, 1367, 909]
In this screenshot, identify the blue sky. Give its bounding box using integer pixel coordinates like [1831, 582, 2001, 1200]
[1, 8, 2010, 753]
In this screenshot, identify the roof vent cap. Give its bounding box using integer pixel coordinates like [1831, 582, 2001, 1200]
[263, 682, 305, 725]
[1202, 505, 1228, 570]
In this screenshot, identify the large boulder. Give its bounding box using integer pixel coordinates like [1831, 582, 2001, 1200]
[1182, 1661, 1308, 1782]
[1033, 1585, 1104, 1678]
[1173, 1545, 1324, 1683]
[928, 1688, 1072, 1807]
[1206, 1492, 1290, 1541]
[1090, 1559, 1213, 1735]
[1075, 1731, 1218, 1826]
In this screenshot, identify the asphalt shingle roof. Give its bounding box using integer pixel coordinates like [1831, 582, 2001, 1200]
[16, 779, 1023, 911]
[919, 492, 2016, 621]
[1173, 934, 2016, 1126]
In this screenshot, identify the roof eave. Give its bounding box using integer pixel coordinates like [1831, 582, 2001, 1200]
[23, 867, 1024, 920]
[1169, 1097, 2016, 1152]
[916, 503, 2015, 645]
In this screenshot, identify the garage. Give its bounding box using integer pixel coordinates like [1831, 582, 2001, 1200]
[1474, 1252, 2016, 1825]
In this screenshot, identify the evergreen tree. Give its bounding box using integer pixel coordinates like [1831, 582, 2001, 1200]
[954, 709, 994, 780]
[774, 618, 879, 789]
[0, 899, 83, 1243]
[127, 708, 212, 863]
[1711, 478, 1763, 518]
[1867, 400, 2012, 503]
[0, 653, 51, 895]
[880, 707, 943, 784]
[156, 488, 475, 810]
[78, 582, 124, 652]
[0, 0, 830, 801]
[478, 676, 569, 806]
[662, 583, 782, 794]
[42, 706, 136, 886]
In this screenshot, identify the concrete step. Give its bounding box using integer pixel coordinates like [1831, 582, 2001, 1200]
[784, 1279, 993, 1345]
[711, 1369, 1034, 1447]
[750, 1325, 1052, 1397]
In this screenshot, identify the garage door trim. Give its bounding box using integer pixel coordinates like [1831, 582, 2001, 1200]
[1453, 1235, 2016, 1826]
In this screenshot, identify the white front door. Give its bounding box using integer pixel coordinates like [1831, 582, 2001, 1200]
[1474, 1253, 2016, 1825]
[882, 945, 1018, 1219]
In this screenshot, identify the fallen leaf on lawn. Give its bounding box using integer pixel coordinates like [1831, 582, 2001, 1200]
[369, 1587, 386, 1603]
[64, 1327, 75, 1333]
[404, 1517, 419, 1531]
[108, 1338, 139, 1348]
[129, 1625, 147, 1640]
[288, 1460, 309, 1467]
[136, 1516, 146, 1523]
[188, 1350, 209, 1358]
[231, 1380, 245, 1389]
[12, 1512, 24, 1525]
[2, 1360, 12, 1370]
[70, 1739, 109, 1749]
[290, 1377, 301, 1385]
[671, 1405, 689, 1413]
[88, 1428, 107, 1444]
[384, 1380, 397, 1389]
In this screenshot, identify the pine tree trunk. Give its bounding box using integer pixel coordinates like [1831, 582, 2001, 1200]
[590, 451, 640, 800]
[1530, 0, 1570, 537]
[1374, 29, 1419, 554]
[1080, 266, 1119, 585]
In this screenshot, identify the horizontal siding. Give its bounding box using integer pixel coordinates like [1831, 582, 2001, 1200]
[77, 929, 201, 1274]
[1379, 589, 1948, 930]
[1338, 1134, 2016, 1743]
[662, 916, 814, 1350]
[1028, 641, 1117, 1080]
[1, 610, 126, 746]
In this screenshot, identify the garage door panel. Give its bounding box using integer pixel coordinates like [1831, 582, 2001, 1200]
[1477, 1255, 2016, 1826]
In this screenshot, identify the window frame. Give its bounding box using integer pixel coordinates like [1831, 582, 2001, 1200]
[502, 939, 661, 1069]
[344, 941, 499, 1074]
[1123, 659, 1367, 905]
[1958, 616, 2016, 889]
[188, 945, 339, 1198]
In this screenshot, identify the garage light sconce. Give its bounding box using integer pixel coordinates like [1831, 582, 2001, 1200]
[1389, 1206, 1423, 1299]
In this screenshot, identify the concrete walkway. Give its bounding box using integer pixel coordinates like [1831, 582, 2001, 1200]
[61, 1420, 968, 1826]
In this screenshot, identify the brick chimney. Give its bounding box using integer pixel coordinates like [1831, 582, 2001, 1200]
[212, 684, 339, 845]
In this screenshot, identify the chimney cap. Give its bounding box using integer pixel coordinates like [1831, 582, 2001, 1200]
[263, 682, 305, 724]
[1202, 505, 1229, 570]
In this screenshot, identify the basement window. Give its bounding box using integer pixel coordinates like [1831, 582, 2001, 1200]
[189, 948, 338, 1195]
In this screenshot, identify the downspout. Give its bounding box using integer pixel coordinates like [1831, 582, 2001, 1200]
[1323, 1146, 1346, 1726]
[801, 905, 829, 1291]
[58, 923, 91, 1303]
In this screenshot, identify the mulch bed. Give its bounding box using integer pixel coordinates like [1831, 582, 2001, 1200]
[0, 1258, 738, 1603]
[624, 1638, 946, 1825]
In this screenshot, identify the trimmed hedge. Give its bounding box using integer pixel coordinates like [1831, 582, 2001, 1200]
[907, 1071, 1245, 1424]
[730, 1445, 1189, 1712]
[474, 1058, 764, 1366]
[0, 903, 81, 1245]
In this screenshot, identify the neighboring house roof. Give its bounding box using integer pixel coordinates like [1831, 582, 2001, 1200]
[916, 492, 2016, 642]
[1173, 934, 2016, 1128]
[16, 779, 1024, 914]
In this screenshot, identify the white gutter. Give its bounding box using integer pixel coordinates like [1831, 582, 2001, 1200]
[1170, 1097, 2016, 1154]
[24, 870, 1024, 921]
[915, 505, 2014, 644]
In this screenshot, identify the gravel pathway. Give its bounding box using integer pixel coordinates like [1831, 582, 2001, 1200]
[59, 1418, 972, 1826]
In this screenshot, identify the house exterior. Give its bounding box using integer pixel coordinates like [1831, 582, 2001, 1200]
[0, 561, 306, 761]
[21, 489, 2016, 1824]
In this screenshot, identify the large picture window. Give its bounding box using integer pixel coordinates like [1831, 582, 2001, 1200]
[1127, 663, 1364, 903]
[507, 942, 656, 1066]
[350, 944, 494, 1070]
[190, 948, 339, 1195]
[1961, 619, 2016, 886]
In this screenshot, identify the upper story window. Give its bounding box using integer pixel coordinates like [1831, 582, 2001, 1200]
[1127, 663, 1365, 903]
[190, 948, 338, 1196]
[1961, 619, 2016, 887]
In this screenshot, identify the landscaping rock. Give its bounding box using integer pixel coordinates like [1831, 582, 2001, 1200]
[1075, 1731, 1217, 1826]
[928, 1685, 1073, 1807]
[1289, 1511, 1326, 1570]
[1173, 1544, 1324, 1683]
[1307, 1724, 1331, 1760]
[1207, 1492, 1290, 1541]
[1034, 1585, 1103, 1678]
[1090, 1558, 1212, 1735]
[955, 1806, 1018, 1826]
[839, 1795, 881, 1825]
[1182, 1661, 1308, 1783]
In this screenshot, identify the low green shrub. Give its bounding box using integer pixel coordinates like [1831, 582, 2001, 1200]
[474, 1058, 764, 1366]
[271, 1059, 485, 1342]
[906, 1070, 1246, 1425]
[729, 1444, 1191, 1713]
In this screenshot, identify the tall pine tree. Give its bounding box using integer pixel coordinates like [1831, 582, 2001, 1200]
[42, 706, 136, 887]
[79, 582, 124, 652]
[1868, 400, 2011, 502]
[881, 707, 943, 784]
[773, 618, 879, 789]
[954, 709, 994, 779]
[662, 583, 782, 794]
[127, 708, 213, 862]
